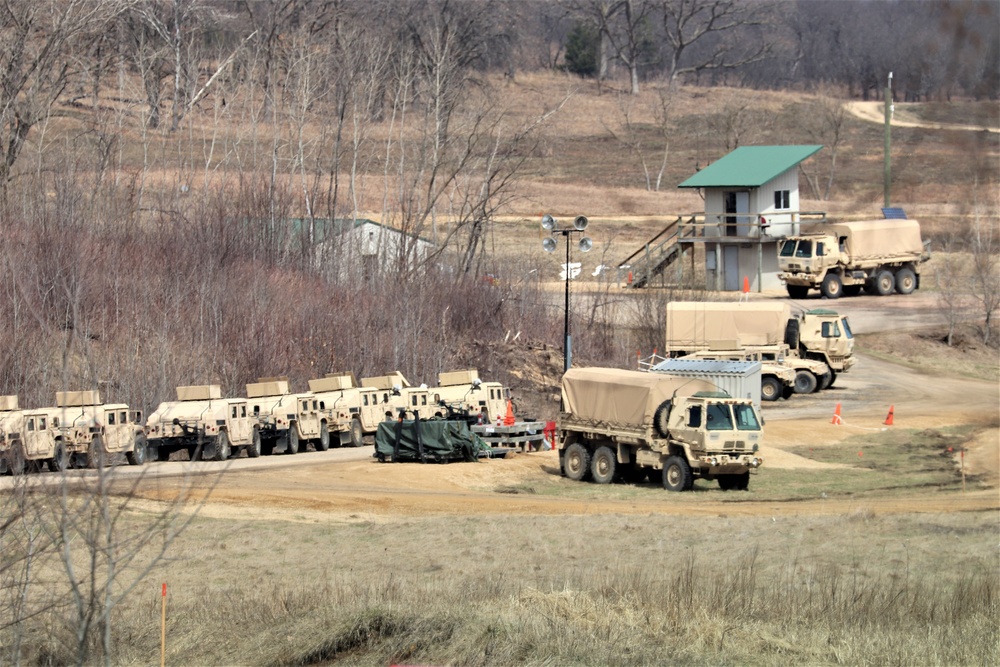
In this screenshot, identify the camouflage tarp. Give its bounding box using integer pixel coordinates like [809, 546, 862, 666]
[374, 419, 486, 463]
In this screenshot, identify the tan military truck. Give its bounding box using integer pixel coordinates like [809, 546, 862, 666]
[246, 379, 325, 455]
[664, 301, 855, 383]
[664, 302, 841, 394]
[0, 398, 73, 475]
[778, 218, 930, 299]
[145, 385, 259, 461]
[46, 390, 146, 468]
[558, 368, 763, 491]
[308, 373, 382, 447]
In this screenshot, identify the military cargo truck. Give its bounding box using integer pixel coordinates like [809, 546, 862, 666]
[308, 373, 382, 447]
[45, 390, 146, 468]
[665, 301, 855, 386]
[558, 368, 763, 491]
[246, 379, 324, 455]
[778, 218, 930, 299]
[145, 385, 259, 461]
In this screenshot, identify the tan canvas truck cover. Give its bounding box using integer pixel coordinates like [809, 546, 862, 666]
[799, 219, 924, 261]
[666, 302, 790, 348]
[561, 367, 715, 428]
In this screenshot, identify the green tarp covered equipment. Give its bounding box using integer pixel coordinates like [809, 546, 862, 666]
[374, 419, 488, 463]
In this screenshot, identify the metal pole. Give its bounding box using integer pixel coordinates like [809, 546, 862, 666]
[564, 231, 571, 373]
[884, 72, 892, 208]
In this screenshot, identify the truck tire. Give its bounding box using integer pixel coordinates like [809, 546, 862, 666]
[7, 442, 26, 476]
[760, 377, 783, 402]
[590, 446, 617, 484]
[48, 441, 69, 472]
[662, 455, 693, 492]
[720, 472, 750, 491]
[895, 267, 916, 295]
[563, 443, 591, 481]
[874, 269, 895, 296]
[246, 429, 262, 458]
[793, 370, 819, 394]
[286, 428, 300, 455]
[818, 367, 833, 390]
[786, 285, 809, 299]
[214, 431, 230, 462]
[784, 318, 800, 349]
[820, 273, 843, 299]
[316, 425, 331, 452]
[826, 369, 837, 388]
[653, 401, 672, 438]
[349, 418, 363, 448]
[126, 435, 147, 466]
[87, 436, 105, 469]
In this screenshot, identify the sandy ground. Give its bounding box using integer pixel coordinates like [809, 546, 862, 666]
[127, 342, 997, 524]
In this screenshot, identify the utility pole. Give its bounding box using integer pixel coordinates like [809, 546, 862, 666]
[884, 71, 893, 208]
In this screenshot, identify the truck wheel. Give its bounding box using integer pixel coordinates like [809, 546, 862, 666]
[590, 446, 617, 484]
[48, 442, 69, 472]
[895, 267, 916, 295]
[760, 377, 783, 402]
[349, 418, 363, 448]
[874, 269, 895, 296]
[246, 429, 262, 458]
[793, 370, 818, 394]
[820, 273, 843, 299]
[826, 370, 837, 388]
[126, 435, 147, 466]
[662, 455, 693, 492]
[734, 471, 750, 490]
[316, 425, 331, 452]
[286, 428, 299, 455]
[818, 367, 833, 390]
[214, 431, 230, 462]
[843, 284, 862, 297]
[563, 443, 591, 481]
[7, 442, 26, 476]
[653, 401, 672, 438]
[786, 285, 809, 299]
[87, 436, 105, 469]
[784, 318, 800, 349]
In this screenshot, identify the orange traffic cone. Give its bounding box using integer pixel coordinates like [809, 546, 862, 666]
[742, 276, 750, 293]
[503, 400, 516, 426]
[831, 403, 843, 425]
[884, 405, 894, 426]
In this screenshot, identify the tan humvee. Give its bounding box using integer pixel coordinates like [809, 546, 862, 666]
[558, 367, 763, 491]
[430, 370, 510, 424]
[307, 373, 381, 447]
[245, 379, 324, 455]
[1, 399, 73, 475]
[146, 385, 259, 461]
[44, 390, 146, 468]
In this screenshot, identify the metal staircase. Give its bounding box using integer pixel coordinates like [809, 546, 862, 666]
[618, 216, 695, 288]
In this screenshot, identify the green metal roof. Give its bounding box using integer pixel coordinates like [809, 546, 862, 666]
[678, 145, 823, 189]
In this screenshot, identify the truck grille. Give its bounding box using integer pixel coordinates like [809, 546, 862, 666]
[723, 440, 746, 452]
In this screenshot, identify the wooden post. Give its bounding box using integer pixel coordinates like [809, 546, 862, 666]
[161, 583, 167, 667]
[961, 449, 966, 492]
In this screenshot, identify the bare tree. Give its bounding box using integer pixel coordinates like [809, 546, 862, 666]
[800, 87, 846, 201]
[0, 0, 132, 194]
[968, 199, 1000, 345]
[656, 0, 773, 84]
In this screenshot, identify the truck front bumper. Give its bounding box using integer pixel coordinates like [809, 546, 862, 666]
[694, 454, 763, 474]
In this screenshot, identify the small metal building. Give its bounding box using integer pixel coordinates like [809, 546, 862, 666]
[650, 359, 762, 411]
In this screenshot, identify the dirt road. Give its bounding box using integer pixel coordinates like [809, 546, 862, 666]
[844, 100, 1000, 133]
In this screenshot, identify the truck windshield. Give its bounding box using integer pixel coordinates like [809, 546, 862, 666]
[779, 240, 812, 258]
[733, 404, 761, 431]
[841, 317, 853, 339]
[705, 404, 734, 431]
